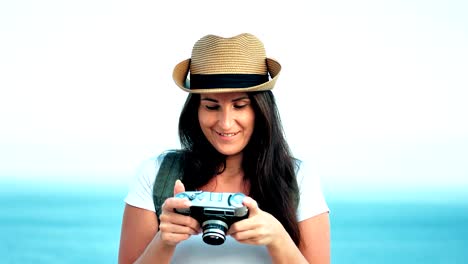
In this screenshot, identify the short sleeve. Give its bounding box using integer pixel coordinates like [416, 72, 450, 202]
[296, 160, 330, 221]
[124, 154, 165, 212]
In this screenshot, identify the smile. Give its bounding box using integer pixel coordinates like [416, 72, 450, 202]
[216, 131, 239, 137]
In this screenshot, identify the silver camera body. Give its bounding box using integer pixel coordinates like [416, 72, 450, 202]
[174, 191, 249, 245]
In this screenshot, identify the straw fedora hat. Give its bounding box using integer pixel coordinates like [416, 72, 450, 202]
[173, 33, 281, 93]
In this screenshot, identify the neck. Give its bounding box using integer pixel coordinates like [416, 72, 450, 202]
[221, 153, 243, 177]
[200, 152, 249, 194]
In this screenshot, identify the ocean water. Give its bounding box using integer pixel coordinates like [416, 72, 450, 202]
[0, 183, 125, 264]
[1, 182, 467, 264]
[330, 201, 468, 263]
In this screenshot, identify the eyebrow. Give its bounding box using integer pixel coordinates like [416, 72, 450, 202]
[201, 96, 250, 103]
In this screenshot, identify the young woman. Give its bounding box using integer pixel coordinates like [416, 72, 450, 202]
[118, 33, 330, 264]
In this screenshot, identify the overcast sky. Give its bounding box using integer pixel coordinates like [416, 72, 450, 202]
[1, 0, 467, 200]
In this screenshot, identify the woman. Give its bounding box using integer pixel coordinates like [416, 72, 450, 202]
[119, 33, 330, 263]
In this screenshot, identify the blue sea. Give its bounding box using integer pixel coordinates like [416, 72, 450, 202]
[1, 181, 467, 264]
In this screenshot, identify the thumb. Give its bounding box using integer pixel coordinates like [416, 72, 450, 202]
[243, 196, 260, 216]
[173, 179, 186, 195]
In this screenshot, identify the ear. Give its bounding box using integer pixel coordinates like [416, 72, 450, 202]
[173, 179, 186, 195]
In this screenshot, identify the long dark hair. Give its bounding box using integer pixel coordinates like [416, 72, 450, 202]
[178, 91, 301, 245]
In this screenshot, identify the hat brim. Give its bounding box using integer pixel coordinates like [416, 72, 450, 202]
[172, 58, 281, 93]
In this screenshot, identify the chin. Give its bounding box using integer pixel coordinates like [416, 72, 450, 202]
[216, 148, 242, 157]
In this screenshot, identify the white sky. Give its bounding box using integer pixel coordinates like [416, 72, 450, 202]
[1, 0, 467, 199]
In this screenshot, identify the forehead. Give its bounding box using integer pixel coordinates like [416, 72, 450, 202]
[200, 92, 250, 101]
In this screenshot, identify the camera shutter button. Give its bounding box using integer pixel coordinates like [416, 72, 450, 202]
[228, 193, 245, 207]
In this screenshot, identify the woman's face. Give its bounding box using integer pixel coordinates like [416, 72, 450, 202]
[198, 92, 255, 157]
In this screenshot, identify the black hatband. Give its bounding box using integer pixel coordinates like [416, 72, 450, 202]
[190, 74, 268, 89]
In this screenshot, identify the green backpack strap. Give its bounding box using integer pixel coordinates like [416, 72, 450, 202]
[152, 151, 184, 221]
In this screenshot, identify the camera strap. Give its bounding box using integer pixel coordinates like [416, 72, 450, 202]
[152, 151, 184, 224]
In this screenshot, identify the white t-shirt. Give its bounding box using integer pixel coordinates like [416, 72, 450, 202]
[124, 152, 329, 263]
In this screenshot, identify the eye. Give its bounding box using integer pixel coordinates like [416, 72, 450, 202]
[205, 105, 219, 110]
[234, 103, 249, 109]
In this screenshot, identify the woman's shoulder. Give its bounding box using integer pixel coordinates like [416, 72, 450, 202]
[124, 150, 183, 212]
[134, 150, 183, 180]
[141, 149, 184, 166]
[293, 157, 320, 186]
[293, 157, 330, 220]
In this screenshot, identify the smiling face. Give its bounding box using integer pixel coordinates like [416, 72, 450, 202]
[198, 92, 255, 157]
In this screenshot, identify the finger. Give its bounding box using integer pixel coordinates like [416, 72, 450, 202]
[228, 218, 259, 235]
[230, 229, 259, 242]
[159, 220, 200, 235]
[173, 179, 186, 195]
[243, 196, 260, 216]
[159, 232, 192, 246]
[160, 211, 201, 233]
[234, 237, 265, 246]
[162, 197, 191, 212]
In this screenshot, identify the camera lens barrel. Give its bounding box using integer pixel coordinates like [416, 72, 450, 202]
[202, 219, 229, 245]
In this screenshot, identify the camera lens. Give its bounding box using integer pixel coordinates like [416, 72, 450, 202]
[201, 219, 228, 245]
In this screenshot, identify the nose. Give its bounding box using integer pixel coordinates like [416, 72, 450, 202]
[218, 108, 234, 129]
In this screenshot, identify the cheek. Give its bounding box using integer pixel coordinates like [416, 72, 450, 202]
[244, 111, 255, 134]
[198, 110, 213, 131]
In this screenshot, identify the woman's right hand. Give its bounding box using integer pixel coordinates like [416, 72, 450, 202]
[157, 180, 201, 246]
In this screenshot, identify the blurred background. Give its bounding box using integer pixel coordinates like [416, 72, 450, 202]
[1, 0, 467, 263]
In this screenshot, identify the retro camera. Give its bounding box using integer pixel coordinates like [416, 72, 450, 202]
[174, 191, 249, 245]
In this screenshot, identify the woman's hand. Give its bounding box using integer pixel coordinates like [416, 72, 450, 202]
[227, 197, 288, 248]
[157, 180, 201, 246]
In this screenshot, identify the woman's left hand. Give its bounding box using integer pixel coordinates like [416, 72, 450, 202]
[227, 196, 288, 247]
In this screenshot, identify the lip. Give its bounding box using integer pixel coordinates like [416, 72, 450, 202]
[215, 130, 240, 140]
